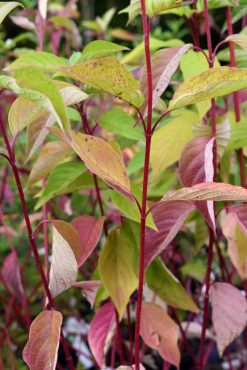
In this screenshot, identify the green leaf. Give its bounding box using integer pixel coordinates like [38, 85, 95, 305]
[99, 229, 138, 318]
[146, 258, 199, 313]
[1, 71, 70, 133]
[180, 50, 211, 118]
[169, 67, 247, 111]
[110, 183, 157, 230]
[35, 162, 85, 209]
[181, 258, 207, 283]
[150, 110, 199, 176]
[59, 57, 143, 108]
[81, 40, 129, 61]
[127, 0, 141, 24]
[5, 51, 68, 72]
[0, 2, 23, 24]
[197, 0, 239, 11]
[99, 107, 144, 141]
[146, 0, 190, 16]
[127, 148, 145, 175]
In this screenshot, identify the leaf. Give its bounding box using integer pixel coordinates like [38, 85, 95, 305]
[140, 302, 180, 367]
[226, 34, 247, 52]
[23, 310, 62, 370]
[38, 0, 48, 20]
[8, 82, 87, 138]
[1, 73, 70, 134]
[221, 212, 247, 280]
[2, 251, 25, 304]
[169, 67, 247, 111]
[180, 49, 213, 118]
[179, 136, 215, 229]
[49, 221, 80, 297]
[193, 118, 230, 159]
[81, 40, 129, 61]
[150, 110, 199, 176]
[145, 201, 195, 266]
[88, 302, 116, 367]
[210, 282, 247, 356]
[36, 162, 85, 208]
[147, 0, 192, 16]
[140, 44, 191, 117]
[59, 57, 143, 108]
[10, 15, 35, 30]
[72, 215, 104, 266]
[197, 0, 239, 11]
[161, 182, 247, 202]
[146, 258, 199, 312]
[70, 132, 132, 200]
[99, 229, 138, 318]
[72, 280, 101, 307]
[0, 2, 23, 24]
[121, 37, 184, 65]
[28, 141, 71, 186]
[99, 107, 144, 141]
[15, 69, 70, 132]
[5, 51, 68, 72]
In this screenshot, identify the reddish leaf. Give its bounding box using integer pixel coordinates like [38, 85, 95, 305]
[140, 44, 191, 117]
[161, 182, 247, 202]
[222, 212, 247, 280]
[140, 302, 180, 367]
[179, 136, 215, 229]
[145, 201, 195, 267]
[210, 282, 247, 356]
[72, 280, 101, 307]
[88, 302, 116, 367]
[2, 251, 25, 304]
[23, 310, 62, 370]
[72, 215, 104, 266]
[230, 204, 247, 233]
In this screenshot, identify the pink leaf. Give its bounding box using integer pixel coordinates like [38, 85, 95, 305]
[140, 302, 180, 367]
[179, 136, 215, 229]
[229, 204, 247, 233]
[72, 215, 104, 266]
[2, 251, 25, 304]
[161, 182, 247, 202]
[72, 280, 101, 307]
[210, 282, 247, 356]
[23, 310, 62, 370]
[88, 302, 116, 367]
[145, 201, 195, 267]
[140, 44, 191, 117]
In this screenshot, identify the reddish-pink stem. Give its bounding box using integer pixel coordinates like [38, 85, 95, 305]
[0, 118, 75, 370]
[198, 1, 217, 368]
[134, 2, 153, 369]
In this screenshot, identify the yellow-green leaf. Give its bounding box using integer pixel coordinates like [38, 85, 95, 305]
[169, 67, 247, 111]
[59, 57, 143, 108]
[99, 229, 138, 318]
[226, 34, 247, 52]
[70, 131, 132, 200]
[150, 110, 199, 176]
[0, 2, 23, 24]
[146, 0, 190, 16]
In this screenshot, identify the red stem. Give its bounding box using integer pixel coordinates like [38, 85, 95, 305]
[0, 118, 75, 370]
[198, 2, 217, 368]
[198, 228, 214, 369]
[135, 2, 153, 369]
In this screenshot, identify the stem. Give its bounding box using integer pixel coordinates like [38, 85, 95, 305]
[198, 228, 214, 370]
[226, 6, 247, 188]
[0, 118, 75, 370]
[198, 2, 217, 368]
[135, 1, 153, 369]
